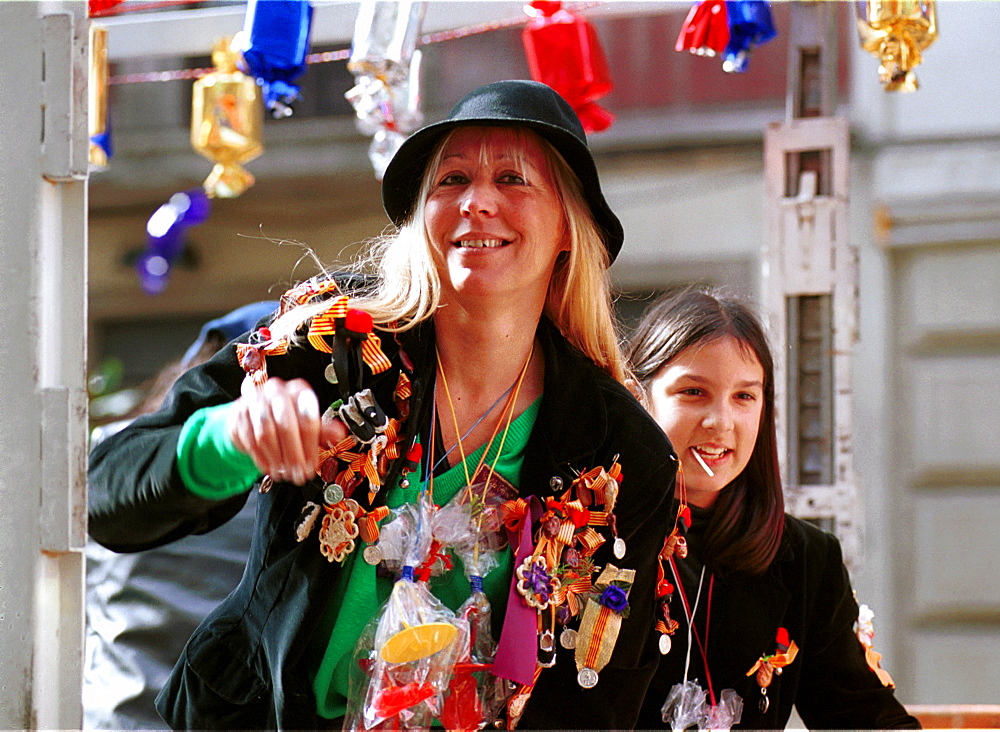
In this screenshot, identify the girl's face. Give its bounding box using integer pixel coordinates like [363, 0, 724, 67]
[423, 126, 569, 308]
[645, 335, 765, 508]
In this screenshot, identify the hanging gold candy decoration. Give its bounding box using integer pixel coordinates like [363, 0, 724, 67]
[190, 37, 264, 197]
[88, 25, 110, 169]
[856, 0, 938, 92]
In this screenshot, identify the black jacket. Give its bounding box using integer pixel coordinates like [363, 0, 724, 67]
[635, 511, 921, 730]
[89, 317, 677, 730]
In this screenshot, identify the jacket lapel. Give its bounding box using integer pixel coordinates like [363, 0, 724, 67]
[519, 319, 609, 498]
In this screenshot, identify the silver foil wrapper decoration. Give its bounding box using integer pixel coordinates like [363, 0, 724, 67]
[346, 0, 426, 179]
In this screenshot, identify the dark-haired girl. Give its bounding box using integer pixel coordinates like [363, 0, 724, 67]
[627, 287, 919, 730]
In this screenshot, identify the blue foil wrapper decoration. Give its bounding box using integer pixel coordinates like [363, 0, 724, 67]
[139, 189, 211, 295]
[722, 0, 776, 73]
[240, 0, 314, 118]
[91, 118, 113, 160]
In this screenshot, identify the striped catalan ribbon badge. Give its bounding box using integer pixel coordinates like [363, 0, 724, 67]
[574, 564, 635, 688]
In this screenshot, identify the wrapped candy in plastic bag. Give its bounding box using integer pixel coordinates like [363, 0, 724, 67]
[374, 501, 432, 575]
[345, 603, 469, 730]
[344, 497, 469, 730]
[662, 679, 707, 731]
[662, 680, 743, 732]
[703, 688, 743, 731]
[437, 483, 513, 729]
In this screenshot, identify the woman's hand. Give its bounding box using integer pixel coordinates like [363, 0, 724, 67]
[227, 377, 347, 485]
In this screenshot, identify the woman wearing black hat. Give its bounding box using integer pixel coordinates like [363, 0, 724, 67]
[89, 80, 676, 730]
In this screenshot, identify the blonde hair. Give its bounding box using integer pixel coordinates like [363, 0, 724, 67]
[270, 126, 627, 383]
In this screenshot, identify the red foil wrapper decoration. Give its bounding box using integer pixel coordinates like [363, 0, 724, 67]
[522, 1, 615, 133]
[88, 0, 124, 17]
[675, 0, 730, 56]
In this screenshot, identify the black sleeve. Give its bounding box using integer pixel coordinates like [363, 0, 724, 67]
[519, 390, 677, 729]
[88, 340, 252, 553]
[795, 532, 921, 730]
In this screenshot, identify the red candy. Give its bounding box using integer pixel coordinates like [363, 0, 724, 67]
[372, 682, 436, 719]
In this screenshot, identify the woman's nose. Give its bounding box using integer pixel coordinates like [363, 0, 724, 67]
[460, 180, 498, 217]
[702, 402, 735, 432]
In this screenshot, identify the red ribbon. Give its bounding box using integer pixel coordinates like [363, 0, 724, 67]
[499, 497, 529, 535]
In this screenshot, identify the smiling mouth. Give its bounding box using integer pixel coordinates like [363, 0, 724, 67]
[454, 238, 509, 249]
[693, 446, 731, 461]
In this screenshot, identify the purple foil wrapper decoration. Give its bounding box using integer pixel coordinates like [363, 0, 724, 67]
[138, 189, 211, 295]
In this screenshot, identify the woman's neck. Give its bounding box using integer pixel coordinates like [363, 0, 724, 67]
[432, 303, 545, 461]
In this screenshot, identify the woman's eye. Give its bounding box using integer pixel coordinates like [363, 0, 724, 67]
[438, 172, 468, 186]
[498, 172, 526, 185]
[679, 388, 703, 397]
[736, 392, 757, 401]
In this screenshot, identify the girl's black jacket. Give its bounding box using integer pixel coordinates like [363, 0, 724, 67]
[635, 508, 921, 730]
[88, 316, 678, 730]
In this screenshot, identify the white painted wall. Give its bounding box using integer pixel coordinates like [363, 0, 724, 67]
[0, 3, 88, 729]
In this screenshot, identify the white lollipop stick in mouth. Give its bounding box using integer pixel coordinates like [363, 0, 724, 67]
[691, 449, 715, 477]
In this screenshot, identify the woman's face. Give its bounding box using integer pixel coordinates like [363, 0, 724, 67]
[645, 335, 765, 508]
[423, 126, 569, 308]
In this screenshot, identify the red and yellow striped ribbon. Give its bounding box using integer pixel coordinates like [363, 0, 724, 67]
[360, 332, 391, 374]
[551, 575, 592, 616]
[587, 511, 609, 526]
[279, 277, 342, 314]
[380, 419, 402, 461]
[656, 617, 680, 635]
[356, 505, 390, 544]
[576, 527, 605, 556]
[394, 371, 412, 402]
[306, 296, 348, 354]
[499, 498, 529, 535]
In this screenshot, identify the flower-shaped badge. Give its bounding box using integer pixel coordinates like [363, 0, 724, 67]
[516, 555, 557, 609]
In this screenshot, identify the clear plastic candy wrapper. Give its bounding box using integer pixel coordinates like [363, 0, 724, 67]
[662, 679, 708, 731]
[438, 483, 512, 729]
[662, 679, 743, 732]
[703, 688, 743, 731]
[344, 498, 470, 730]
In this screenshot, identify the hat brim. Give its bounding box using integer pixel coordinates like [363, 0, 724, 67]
[381, 117, 624, 264]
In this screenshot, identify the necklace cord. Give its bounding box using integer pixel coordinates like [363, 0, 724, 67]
[431, 380, 516, 475]
[435, 345, 535, 570]
[670, 558, 717, 707]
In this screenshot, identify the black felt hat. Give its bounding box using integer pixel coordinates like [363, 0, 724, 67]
[381, 80, 624, 264]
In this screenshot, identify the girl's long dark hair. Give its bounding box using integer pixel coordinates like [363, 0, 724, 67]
[626, 286, 784, 574]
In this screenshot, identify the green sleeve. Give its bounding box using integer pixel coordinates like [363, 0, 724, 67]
[176, 403, 261, 499]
